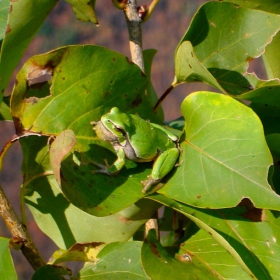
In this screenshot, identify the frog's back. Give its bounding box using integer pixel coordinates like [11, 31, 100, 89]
[127, 115, 177, 160]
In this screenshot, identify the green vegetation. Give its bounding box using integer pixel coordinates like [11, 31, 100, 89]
[1, 1, 280, 279]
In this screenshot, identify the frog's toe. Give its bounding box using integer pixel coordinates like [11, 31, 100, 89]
[141, 176, 160, 193]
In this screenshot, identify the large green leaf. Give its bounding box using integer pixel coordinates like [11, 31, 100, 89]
[11, 45, 163, 215]
[79, 242, 150, 279]
[159, 91, 280, 210]
[0, 237, 17, 280]
[22, 136, 160, 249]
[150, 194, 280, 279]
[0, 0, 59, 98]
[10, 45, 154, 150]
[176, 2, 280, 94]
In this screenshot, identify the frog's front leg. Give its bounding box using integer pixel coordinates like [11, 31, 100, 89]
[141, 148, 180, 193]
[91, 148, 126, 175]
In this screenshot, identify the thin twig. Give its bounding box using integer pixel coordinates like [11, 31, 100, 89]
[142, 0, 160, 22]
[153, 84, 175, 113]
[0, 183, 45, 270]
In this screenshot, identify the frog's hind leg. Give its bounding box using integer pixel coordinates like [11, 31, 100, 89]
[141, 148, 179, 193]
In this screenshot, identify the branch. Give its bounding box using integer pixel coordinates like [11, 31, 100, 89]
[0, 183, 45, 270]
[123, 0, 160, 239]
[124, 0, 145, 72]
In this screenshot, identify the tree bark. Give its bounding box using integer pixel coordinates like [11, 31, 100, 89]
[0, 184, 45, 270]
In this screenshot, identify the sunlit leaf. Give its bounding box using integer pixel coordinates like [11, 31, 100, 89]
[10, 45, 154, 151]
[160, 91, 280, 210]
[174, 41, 224, 92]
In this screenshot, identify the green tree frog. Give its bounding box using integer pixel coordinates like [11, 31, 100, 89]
[91, 107, 180, 193]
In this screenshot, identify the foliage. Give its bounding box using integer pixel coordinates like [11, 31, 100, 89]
[1, 0, 280, 279]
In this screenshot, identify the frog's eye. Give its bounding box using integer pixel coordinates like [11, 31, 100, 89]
[114, 126, 123, 132]
[114, 126, 125, 136]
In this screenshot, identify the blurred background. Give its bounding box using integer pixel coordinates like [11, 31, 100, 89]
[0, 0, 266, 278]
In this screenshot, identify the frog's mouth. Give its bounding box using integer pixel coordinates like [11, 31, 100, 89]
[93, 121, 118, 142]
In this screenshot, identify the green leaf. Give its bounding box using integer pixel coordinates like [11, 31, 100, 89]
[250, 100, 280, 136]
[0, 0, 9, 41]
[234, 83, 280, 135]
[157, 195, 280, 279]
[60, 152, 152, 216]
[265, 134, 280, 194]
[31, 265, 72, 280]
[10, 45, 154, 149]
[178, 229, 252, 279]
[65, 0, 98, 24]
[160, 91, 280, 210]
[79, 242, 150, 279]
[266, 134, 280, 157]
[49, 130, 76, 186]
[11, 45, 163, 216]
[177, 2, 280, 93]
[0, 0, 59, 97]
[142, 229, 221, 280]
[0, 96, 12, 121]
[174, 41, 225, 92]
[263, 32, 280, 79]
[22, 136, 160, 249]
[0, 237, 17, 280]
[218, 0, 280, 14]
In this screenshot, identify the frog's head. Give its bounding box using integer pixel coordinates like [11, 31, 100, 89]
[93, 108, 127, 145]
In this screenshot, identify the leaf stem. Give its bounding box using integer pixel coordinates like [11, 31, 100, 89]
[153, 84, 175, 113]
[142, 0, 160, 22]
